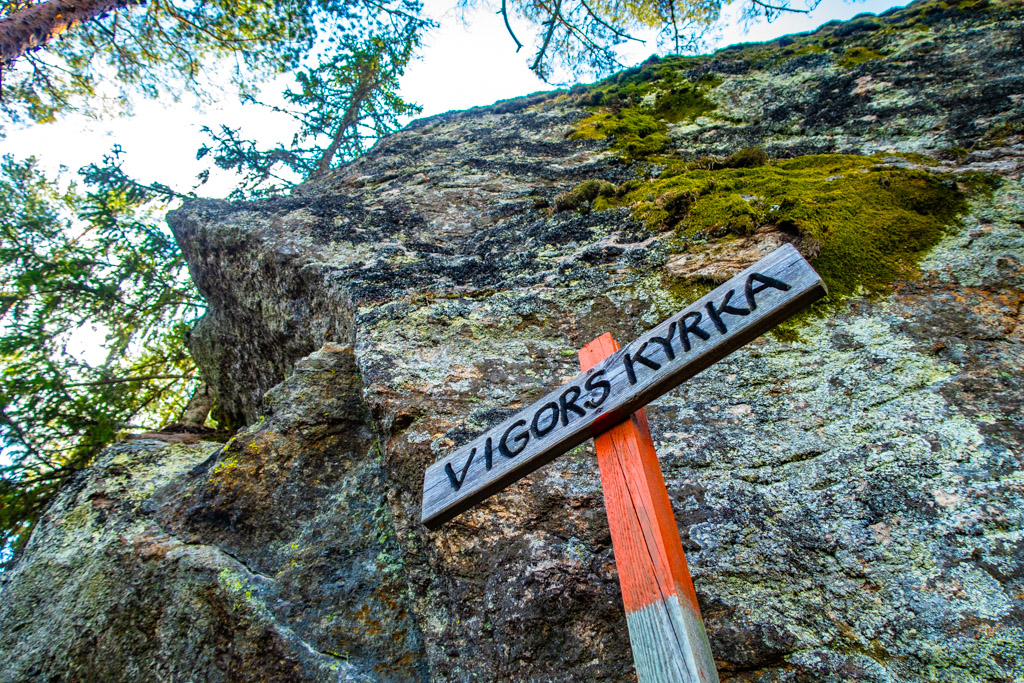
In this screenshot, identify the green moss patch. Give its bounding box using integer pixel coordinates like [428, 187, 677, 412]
[570, 108, 670, 158]
[616, 154, 971, 302]
[552, 179, 618, 213]
[569, 60, 719, 160]
[653, 82, 717, 123]
[840, 46, 883, 68]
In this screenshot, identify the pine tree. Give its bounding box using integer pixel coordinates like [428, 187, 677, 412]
[0, 151, 202, 565]
[197, 32, 422, 197]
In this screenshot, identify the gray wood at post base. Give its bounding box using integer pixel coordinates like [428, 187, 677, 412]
[421, 243, 827, 529]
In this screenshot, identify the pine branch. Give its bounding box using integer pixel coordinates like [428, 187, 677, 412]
[531, 0, 563, 76]
[66, 373, 192, 387]
[499, 0, 523, 53]
[750, 0, 810, 14]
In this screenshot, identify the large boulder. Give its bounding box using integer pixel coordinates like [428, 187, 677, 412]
[3, 0, 1022, 680]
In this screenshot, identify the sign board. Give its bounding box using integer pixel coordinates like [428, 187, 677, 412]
[421, 243, 826, 529]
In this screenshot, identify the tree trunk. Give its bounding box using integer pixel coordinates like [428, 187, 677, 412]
[312, 62, 379, 178]
[177, 382, 212, 429]
[0, 0, 132, 65]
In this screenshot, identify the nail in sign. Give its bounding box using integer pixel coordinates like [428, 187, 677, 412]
[421, 243, 827, 529]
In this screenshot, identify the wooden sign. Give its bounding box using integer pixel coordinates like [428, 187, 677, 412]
[421, 243, 826, 529]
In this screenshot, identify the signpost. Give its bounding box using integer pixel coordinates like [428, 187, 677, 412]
[420, 243, 827, 681]
[580, 333, 718, 682]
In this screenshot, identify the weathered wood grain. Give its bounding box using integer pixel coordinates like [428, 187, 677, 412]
[583, 334, 718, 683]
[421, 243, 826, 529]
[627, 596, 718, 683]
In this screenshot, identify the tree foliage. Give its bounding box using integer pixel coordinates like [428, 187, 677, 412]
[0, 152, 201, 565]
[197, 28, 424, 198]
[0, 0, 425, 125]
[483, 0, 818, 81]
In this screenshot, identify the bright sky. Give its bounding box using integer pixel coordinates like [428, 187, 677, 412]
[2, 0, 907, 199]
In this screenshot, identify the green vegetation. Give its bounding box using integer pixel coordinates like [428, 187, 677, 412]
[601, 153, 974, 303]
[556, 0, 1007, 327]
[653, 80, 719, 122]
[0, 154, 202, 565]
[570, 61, 718, 159]
[553, 179, 618, 212]
[840, 46, 883, 68]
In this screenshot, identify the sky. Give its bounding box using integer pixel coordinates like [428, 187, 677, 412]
[1, 0, 909, 199]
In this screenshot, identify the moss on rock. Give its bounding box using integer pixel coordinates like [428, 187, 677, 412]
[615, 154, 977, 304]
[840, 45, 884, 68]
[653, 82, 718, 123]
[569, 65, 719, 160]
[552, 179, 618, 213]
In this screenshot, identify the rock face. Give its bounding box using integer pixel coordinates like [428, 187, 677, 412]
[3, 0, 1023, 680]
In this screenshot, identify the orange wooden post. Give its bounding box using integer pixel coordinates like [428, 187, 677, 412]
[580, 333, 719, 683]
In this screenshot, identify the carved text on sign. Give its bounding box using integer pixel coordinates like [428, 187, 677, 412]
[421, 244, 826, 529]
[442, 273, 790, 493]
